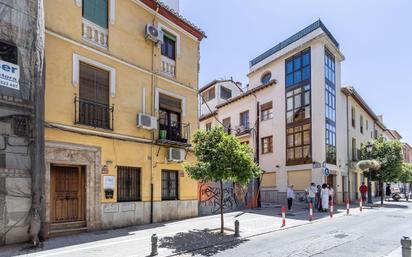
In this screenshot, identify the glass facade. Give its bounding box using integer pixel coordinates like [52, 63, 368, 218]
[325, 49, 336, 164]
[285, 49, 312, 165]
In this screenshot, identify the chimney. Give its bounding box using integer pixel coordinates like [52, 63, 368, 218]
[377, 115, 384, 123]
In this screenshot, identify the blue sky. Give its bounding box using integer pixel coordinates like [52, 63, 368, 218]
[180, 0, 412, 144]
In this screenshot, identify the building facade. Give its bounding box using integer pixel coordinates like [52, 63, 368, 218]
[200, 20, 407, 205]
[43, 0, 205, 237]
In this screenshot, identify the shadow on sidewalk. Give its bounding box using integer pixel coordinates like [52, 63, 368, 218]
[159, 229, 248, 256]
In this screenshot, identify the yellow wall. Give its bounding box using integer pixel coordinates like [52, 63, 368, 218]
[287, 170, 312, 191]
[44, 0, 201, 203]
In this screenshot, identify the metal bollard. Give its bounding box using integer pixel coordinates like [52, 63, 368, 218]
[234, 220, 240, 237]
[401, 236, 411, 257]
[150, 234, 158, 256]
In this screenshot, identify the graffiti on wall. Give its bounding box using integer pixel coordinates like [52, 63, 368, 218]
[198, 182, 249, 215]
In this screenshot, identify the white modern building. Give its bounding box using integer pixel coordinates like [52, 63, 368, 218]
[199, 20, 405, 205]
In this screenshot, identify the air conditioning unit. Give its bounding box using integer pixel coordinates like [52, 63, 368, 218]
[145, 24, 163, 44]
[168, 148, 186, 162]
[137, 113, 157, 130]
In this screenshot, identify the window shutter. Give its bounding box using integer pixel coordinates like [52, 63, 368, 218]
[159, 93, 181, 113]
[83, 0, 108, 28]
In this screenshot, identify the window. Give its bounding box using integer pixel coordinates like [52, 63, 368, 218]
[286, 85, 311, 124]
[240, 111, 249, 128]
[261, 101, 273, 121]
[352, 138, 357, 161]
[162, 170, 178, 200]
[158, 93, 187, 143]
[262, 136, 273, 154]
[261, 72, 272, 85]
[287, 124, 311, 164]
[285, 49, 310, 87]
[222, 117, 231, 134]
[325, 50, 336, 164]
[161, 32, 176, 60]
[117, 166, 141, 202]
[220, 86, 232, 100]
[366, 120, 369, 131]
[0, 42, 18, 64]
[82, 0, 108, 28]
[360, 115, 364, 134]
[205, 123, 211, 131]
[351, 107, 356, 127]
[202, 88, 215, 103]
[78, 62, 111, 129]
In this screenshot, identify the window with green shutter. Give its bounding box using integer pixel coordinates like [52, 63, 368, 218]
[83, 0, 108, 29]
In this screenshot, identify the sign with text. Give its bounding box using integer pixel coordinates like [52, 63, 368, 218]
[103, 175, 115, 189]
[0, 60, 20, 90]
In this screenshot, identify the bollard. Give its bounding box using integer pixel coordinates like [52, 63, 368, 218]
[359, 198, 363, 212]
[309, 202, 313, 221]
[150, 234, 158, 256]
[281, 206, 286, 227]
[346, 199, 350, 215]
[401, 236, 411, 257]
[329, 200, 333, 218]
[234, 220, 240, 237]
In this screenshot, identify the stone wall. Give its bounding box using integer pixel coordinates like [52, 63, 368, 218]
[0, 169, 31, 245]
[101, 200, 198, 229]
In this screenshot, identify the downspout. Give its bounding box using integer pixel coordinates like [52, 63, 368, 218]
[149, 3, 160, 224]
[346, 94, 350, 202]
[255, 101, 260, 208]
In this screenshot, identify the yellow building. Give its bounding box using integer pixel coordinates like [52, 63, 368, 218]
[42, 0, 205, 236]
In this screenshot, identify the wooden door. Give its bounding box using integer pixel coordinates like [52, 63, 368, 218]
[50, 166, 85, 223]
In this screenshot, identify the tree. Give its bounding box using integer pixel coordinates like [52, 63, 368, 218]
[360, 137, 403, 204]
[399, 162, 412, 184]
[185, 126, 261, 233]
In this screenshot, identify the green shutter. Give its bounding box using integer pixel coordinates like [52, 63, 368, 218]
[83, 0, 108, 29]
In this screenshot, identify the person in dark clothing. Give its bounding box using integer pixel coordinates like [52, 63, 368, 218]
[386, 184, 391, 200]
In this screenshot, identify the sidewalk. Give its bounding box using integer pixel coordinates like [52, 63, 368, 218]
[0, 202, 373, 257]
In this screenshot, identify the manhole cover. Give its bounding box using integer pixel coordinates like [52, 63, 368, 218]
[334, 233, 348, 239]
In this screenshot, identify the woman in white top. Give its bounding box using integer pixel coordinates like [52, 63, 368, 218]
[320, 184, 330, 212]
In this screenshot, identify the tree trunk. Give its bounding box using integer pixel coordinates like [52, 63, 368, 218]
[220, 180, 224, 234]
[380, 181, 384, 205]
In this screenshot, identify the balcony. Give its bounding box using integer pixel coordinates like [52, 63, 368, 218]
[157, 118, 190, 146]
[161, 56, 176, 78]
[82, 18, 108, 48]
[235, 123, 251, 136]
[74, 96, 114, 130]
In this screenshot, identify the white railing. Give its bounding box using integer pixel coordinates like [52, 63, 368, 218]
[161, 56, 176, 78]
[82, 18, 108, 49]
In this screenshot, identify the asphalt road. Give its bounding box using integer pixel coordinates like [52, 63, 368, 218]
[189, 202, 412, 257]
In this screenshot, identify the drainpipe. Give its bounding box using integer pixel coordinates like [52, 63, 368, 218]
[149, 3, 160, 224]
[346, 94, 351, 202]
[255, 101, 260, 208]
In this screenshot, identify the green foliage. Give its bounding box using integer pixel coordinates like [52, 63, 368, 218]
[399, 163, 412, 183]
[184, 126, 261, 185]
[360, 137, 403, 182]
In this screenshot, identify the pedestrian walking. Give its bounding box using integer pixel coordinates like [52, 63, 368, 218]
[306, 182, 317, 205]
[359, 182, 368, 203]
[321, 184, 329, 212]
[316, 185, 322, 211]
[385, 184, 391, 201]
[328, 185, 335, 204]
[287, 185, 295, 210]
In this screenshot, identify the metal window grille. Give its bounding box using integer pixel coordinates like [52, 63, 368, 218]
[162, 170, 178, 200]
[117, 166, 141, 202]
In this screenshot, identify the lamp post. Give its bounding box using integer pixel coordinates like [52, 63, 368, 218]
[366, 143, 373, 204]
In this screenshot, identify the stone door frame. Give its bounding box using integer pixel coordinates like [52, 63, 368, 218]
[44, 141, 102, 232]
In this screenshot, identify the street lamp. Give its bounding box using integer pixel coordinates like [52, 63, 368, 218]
[366, 143, 373, 204]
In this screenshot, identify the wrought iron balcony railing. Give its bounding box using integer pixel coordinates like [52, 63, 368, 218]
[158, 118, 190, 145]
[74, 96, 114, 130]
